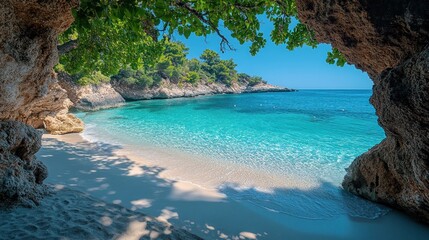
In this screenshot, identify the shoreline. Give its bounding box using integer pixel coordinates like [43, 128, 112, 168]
[37, 132, 429, 239]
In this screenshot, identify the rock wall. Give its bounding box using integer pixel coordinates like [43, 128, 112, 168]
[0, 121, 49, 207]
[58, 72, 125, 111]
[111, 78, 292, 101]
[296, 0, 429, 222]
[0, 0, 79, 206]
[0, 0, 82, 134]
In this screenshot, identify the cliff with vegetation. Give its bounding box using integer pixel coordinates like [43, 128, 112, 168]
[57, 72, 125, 111]
[110, 45, 291, 101]
[59, 41, 291, 109]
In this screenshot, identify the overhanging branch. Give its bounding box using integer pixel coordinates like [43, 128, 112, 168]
[57, 40, 78, 55]
[174, 1, 234, 52]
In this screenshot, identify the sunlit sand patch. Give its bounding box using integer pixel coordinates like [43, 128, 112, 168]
[169, 181, 226, 202]
[156, 208, 179, 223]
[239, 231, 257, 239]
[87, 183, 109, 192]
[127, 164, 145, 176]
[54, 184, 65, 191]
[131, 199, 153, 209]
[117, 221, 149, 240]
[100, 216, 113, 226]
[205, 224, 215, 230]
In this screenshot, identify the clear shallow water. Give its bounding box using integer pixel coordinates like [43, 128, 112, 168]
[76, 90, 389, 219]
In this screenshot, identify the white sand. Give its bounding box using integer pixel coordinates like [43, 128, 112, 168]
[14, 133, 429, 239]
[0, 187, 198, 239]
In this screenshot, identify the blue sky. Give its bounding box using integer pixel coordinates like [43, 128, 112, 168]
[172, 21, 372, 90]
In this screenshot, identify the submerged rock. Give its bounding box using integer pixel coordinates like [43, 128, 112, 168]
[297, 0, 429, 222]
[58, 72, 125, 111]
[0, 121, 49, 207]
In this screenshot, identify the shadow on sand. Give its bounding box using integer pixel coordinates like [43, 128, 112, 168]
[36, 137, 429, 240]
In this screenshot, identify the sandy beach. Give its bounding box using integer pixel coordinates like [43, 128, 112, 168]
[0, 187, 199, 240]
[10, 133, 424, 240]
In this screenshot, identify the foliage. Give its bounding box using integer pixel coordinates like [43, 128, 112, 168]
[76, 71, 110, 86]
[199, 49, 239, 85]
[162, 39, 189, 66]
[200, 49, 221, 66]
[187, 71, 200, 84]
[116, 41, 264, 88]
[238, 73, 266, 86]
[326, 48, 347, 67]
[54, 63, 66, 73]
[118, 68, 155, 87]
[59, 0, 346, 78]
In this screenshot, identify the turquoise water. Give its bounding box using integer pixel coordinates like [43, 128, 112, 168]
[76, 90, 388, 219]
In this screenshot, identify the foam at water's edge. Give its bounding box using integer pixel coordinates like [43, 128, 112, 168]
[80, 123, 99, 143]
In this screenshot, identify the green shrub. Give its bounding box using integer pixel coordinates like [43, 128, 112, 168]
[187, 71, 200, 84]
[248, 76, 264, 86]
[76, 71, 110, 86]
[76, 76, 93, 86]
[54, 63, 66, 72]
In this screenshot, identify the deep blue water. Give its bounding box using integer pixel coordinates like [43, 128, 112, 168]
[77, 90, 388, 219]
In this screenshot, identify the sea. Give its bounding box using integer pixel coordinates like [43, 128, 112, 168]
[76, 90, 390, 220]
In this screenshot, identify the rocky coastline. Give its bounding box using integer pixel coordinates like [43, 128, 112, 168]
[58, 71, 293, 111]
[58, 72, 126, 111]
[110, 77, 293, 101]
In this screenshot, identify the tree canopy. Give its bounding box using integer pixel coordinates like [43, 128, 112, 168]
[109, 40, 264, 88]
[59, 0, 345, 77]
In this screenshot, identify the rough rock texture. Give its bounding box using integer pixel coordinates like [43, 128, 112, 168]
[297, 0, 429, 222]
[297, 0, 429, 78]
[0, 0, 82, 134]
[22, 81, 73, 129]
[343, 47, 429, 221]
[0, 121, 49, 207]
[21, 79, 84, 134]
[43, 113, 84, 135]
[111, 78, 293, 101]
[58, 72, 125, 111]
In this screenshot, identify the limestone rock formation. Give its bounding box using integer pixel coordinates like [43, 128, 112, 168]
[111, 78, 292, 101]
[0, 121, 49, 207]
[297, 0, 429, 78]
[0, 0, 82, 134]
[43, 113, 84, 135]
[58, 72, 125, 111]
[297, 0, 429, 222]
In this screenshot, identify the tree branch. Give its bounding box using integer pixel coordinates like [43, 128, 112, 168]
[57, 40, 78, 55]
[174, 1, 235, 52]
